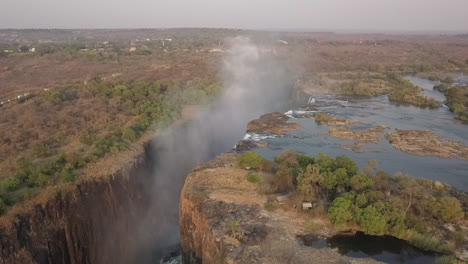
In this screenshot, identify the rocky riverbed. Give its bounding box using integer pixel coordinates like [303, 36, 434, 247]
[387, 129, 468, 160]
[247, 112, 301, 135]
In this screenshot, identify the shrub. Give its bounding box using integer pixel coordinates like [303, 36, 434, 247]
[20, 188, 36, 201]
[236, 152, 265, 169]
[0, 198, 6, 215]
[34, 144, 52, 158]
[304, 220, 321, 232]
[246, 172, 261, 183]
[411, 234, 454, 254]
[434, 256, 464, 264]
[272, 166, 295, 193]
[433, 197, 464, 223]
[230, 220, 239, 234]
[274, 151, 299, 168]
[60, 165, 77, 182]
[0, 177, 20, 192]
[264, 201, 276, 211]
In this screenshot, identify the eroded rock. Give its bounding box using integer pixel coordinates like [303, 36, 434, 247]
[386, 129, 468, 160]
[247, 112, 301, 135]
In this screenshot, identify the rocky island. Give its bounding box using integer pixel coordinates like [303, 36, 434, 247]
[387, 129, 468, 160]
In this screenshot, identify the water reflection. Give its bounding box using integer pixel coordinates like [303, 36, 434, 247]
[299, 232, 438, 264]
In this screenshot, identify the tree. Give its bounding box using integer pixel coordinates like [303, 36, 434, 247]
[236, 152, 265, 169]
[316, 153, 335, 173]
[433, 197, 464, 223]
[350, 173, 374, 192]
[359, 204, 388, 235]
[335, 155, 358, 176]
[298, 154, 315, 169]
[334, 168, 350, 192]
[297, 164, 323, 199]
[328, 197, 354, 229]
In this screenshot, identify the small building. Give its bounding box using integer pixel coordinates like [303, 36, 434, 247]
[302, 201, 313, 210]
[129, 47, 137, 52]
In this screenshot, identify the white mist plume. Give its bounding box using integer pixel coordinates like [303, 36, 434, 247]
[102, 36, 291, 263]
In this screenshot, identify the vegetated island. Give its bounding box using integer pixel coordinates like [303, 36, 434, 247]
[314, 113, 388, 153]
[387, 129, 468, 160]
[435, 83, 468, 123]
[180, 151, 467, 264]
[386, 74, 441, 108]
[246, 112, 302, 135]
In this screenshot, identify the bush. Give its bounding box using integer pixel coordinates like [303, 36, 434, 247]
[34, 144, 52, 158]
[236, 152, 265, 169]
[434, 256, 464, 264]
[60, 165, 77, 182]
[264, 201, 276, 211]
[274, 151, 299, 168]
[411, 234, 454, 254]
[0, 198, 6, 215]
[0, 177, 21, 192]
[246, 172, 261, 183]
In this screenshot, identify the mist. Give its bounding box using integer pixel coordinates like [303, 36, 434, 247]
[99, 37, 292, 263]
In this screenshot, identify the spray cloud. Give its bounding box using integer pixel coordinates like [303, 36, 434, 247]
[102, 36, 291, 263]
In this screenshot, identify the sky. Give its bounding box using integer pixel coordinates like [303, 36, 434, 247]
[1, 0, 467, 32]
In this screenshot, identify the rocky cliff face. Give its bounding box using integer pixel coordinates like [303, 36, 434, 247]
[179, 154, 378, 264]
[0, 142, 157, 264]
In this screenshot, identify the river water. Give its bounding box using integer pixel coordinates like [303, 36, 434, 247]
[252, 76, 468, 191]
[300, 232, 438, 264]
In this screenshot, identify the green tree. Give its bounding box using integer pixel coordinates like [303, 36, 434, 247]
[298, 154, 315, 169]
[328, 196, 354, 229]
[236, 152, 265, 169]
[316, 153, 335, 173]
[433, 197, 464, 223]
[359, 204, 388, 235]
[335, 155, 358, 176]
[350, 173, 374, 192]
[297, 164, 323, 199]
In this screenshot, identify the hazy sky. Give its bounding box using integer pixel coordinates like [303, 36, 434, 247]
[1, 0, 467, 31]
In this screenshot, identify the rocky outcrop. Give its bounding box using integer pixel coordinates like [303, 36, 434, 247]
[387, 129, 468, 160]
[0, 142, 157, 264]
[179, 154, 379, 264]
[247, 112, 301, 135]
[329, 125, 389, 152]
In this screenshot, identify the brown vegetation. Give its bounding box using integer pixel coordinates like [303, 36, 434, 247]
[247, 112, 301, 135]
[387, 129, 468, 160]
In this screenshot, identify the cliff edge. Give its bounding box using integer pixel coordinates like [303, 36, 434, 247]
[179, 154, 378, 264]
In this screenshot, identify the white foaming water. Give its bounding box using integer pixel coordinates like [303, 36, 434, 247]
[243, 133, 279, 141]
[284, 109, 318, 118]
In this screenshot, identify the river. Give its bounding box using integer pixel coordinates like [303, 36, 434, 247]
[252, 76, 468, 191]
